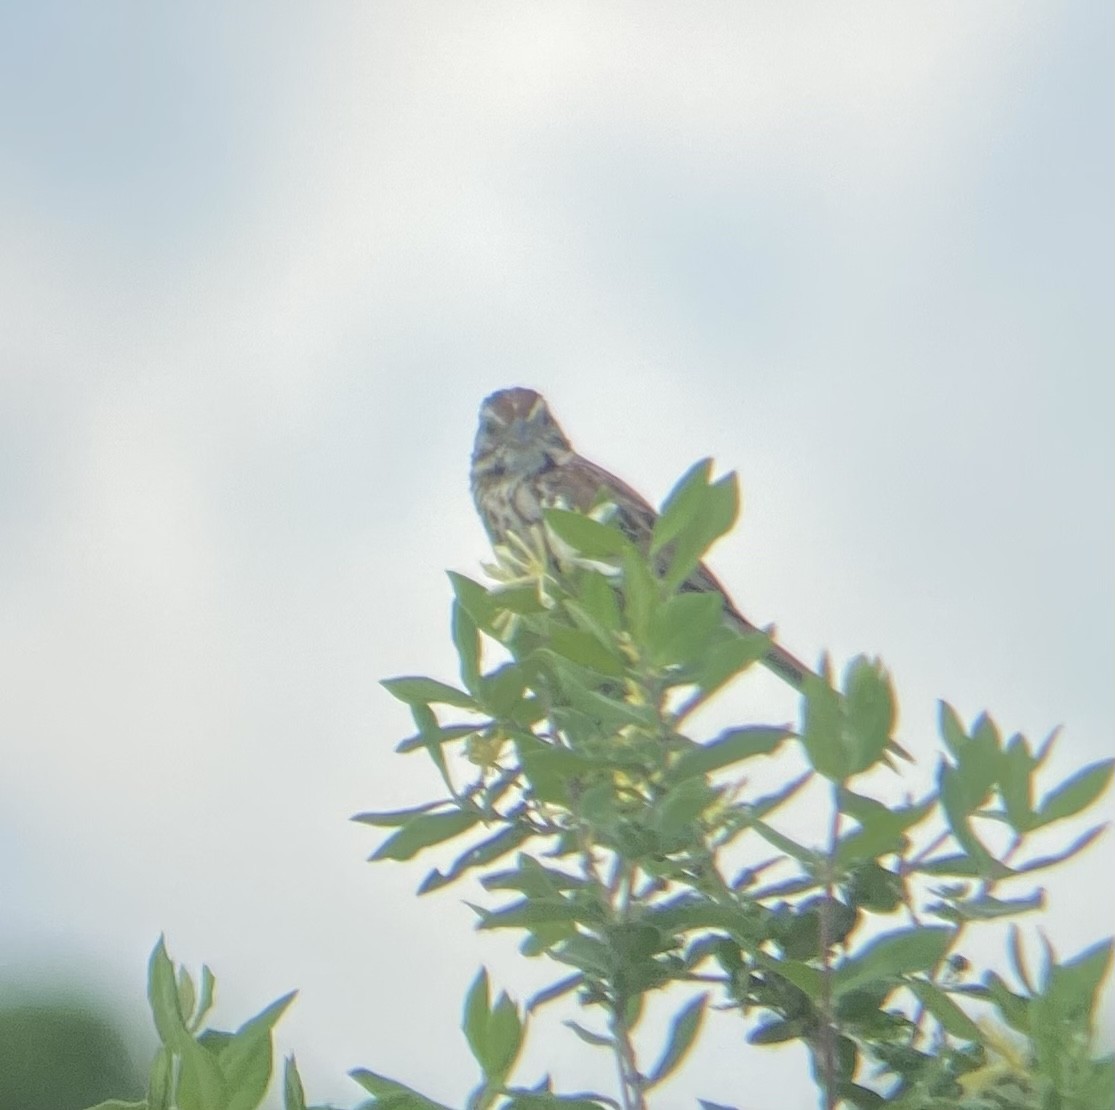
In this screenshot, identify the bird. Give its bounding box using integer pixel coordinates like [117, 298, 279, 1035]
[470, 386, 812, 690]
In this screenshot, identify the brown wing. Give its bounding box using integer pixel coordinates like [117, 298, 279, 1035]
[557, 454, 813, 691]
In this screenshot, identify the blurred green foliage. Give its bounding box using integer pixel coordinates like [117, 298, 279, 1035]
[0, 998, 143, 1110]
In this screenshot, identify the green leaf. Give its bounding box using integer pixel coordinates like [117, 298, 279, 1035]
[177, 1038, 228, 1110]
[408, 703, 441, 746]
[999, 734, 1035, 833]
[907, 981, 981, 1040]
[501, 1097, 609, 1110]
[463, 968, 491, 1070]
[649, 592, 724, 668]
[982, 970, 1032, 1032]
[572, 570, 622, 634]
[1008, 925, 1036, 996]
[544, 509, 631, 558]
[929, 890, 1044, 922]
[834, 927, 952, 997]
[491, 583, 549, 615]
[749, 820, 817, 865]
[349, 1068, 453, 1109]
[527, 974, 583, 1013]
[487, 992, 524, 1079]
[448, 571, 499, 633]
[283, 1056, 307, 1110]
[749, 771, 813, 820]
[654, 778, 717, 837]
[419, 825, 535, 894]
[661, 474, 739, 592]
[395, 723, 481, 755]
[842, 657, 895, 772]
[801, 673, 850, 781]
[938, 762, 999, 878]
[352, 800, 453, 827]
[148, 1046, 172, 1110]
[552, 935, 611, 975]
[620, 546, 657, 638]
[833, 797, 935, 869]
[771, 898, 850, 959]
[477, 898, 587, 931]
[381, 676, 477, 709]
[748, 1017, 808, 1045]
[177, 968, 196, 1031]
[846, 861, 903, 914]
[191, 965, 216, 1034]
[651, 459, 715, 554]
[548, 625, 624, 676]
[647, 899, 759, 938]
[1034, 759, 1114, 827]
[938, 701, 968, 757]
[196, 1029, 232, 1054]
[221, 1045, 269, 1110]
[517, 744, 596, 805]
[970, 711, 1001, 750]
[542, 707, 607, 753]
[672, 726, 790, 780]
[913, 853, 982, 877]
[552, 672, 655, 730]
[836, 788, 894, 824]
[452, 600, 481, 691]
[1050, 939, 1114, 1020]
[484, 858, 587, 896]
[691, 631, 771, 694]
[578, 781, 618, 826]
[749, 874, 821, 900]
[766, 957, 824, 1000]
[645, 994, 707, 1088]
[1075, 1057, 1115, 1110]
[1014, 823, 1106, 874]
[372, 810, 482, 861]
[220, 991, 297, 1110]
[563, 1021, 613, 1048]
[147, 937, 189, 1050]
[831, 820, 904, 870]
[952, 732, 1001, 814]
[1033, 725, 1060, 767]
[478, 662, 529, 716]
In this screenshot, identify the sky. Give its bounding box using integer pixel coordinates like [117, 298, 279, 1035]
[1, 3, 1112, 1107]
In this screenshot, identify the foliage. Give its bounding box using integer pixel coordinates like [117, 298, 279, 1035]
[83, 938, 298, 1110]
[0, 997, 143, 1110]
[83, 464, 1112, 1109]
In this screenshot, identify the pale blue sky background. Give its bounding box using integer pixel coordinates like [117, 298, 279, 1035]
[1, 4, 1112, 1107]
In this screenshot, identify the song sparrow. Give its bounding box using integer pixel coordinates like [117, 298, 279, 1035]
[470, 387, 811, 690]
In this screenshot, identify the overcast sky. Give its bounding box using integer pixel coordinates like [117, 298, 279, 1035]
[1, 4, 1112, 1108]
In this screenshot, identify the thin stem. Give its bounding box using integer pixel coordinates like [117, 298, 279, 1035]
[610, 997, 647, 1110]
[573, 808, 644, 1110]
[817, 785, 842, 1110]
[612, 1033, 633, 1110]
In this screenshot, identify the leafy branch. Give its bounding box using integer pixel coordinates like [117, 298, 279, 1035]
[85, 462, 1112, 1110]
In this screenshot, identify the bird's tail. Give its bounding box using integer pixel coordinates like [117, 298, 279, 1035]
[724, 607, 813, 691]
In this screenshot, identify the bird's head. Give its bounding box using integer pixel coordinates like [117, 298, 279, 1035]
[472, 387, 572, 478]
